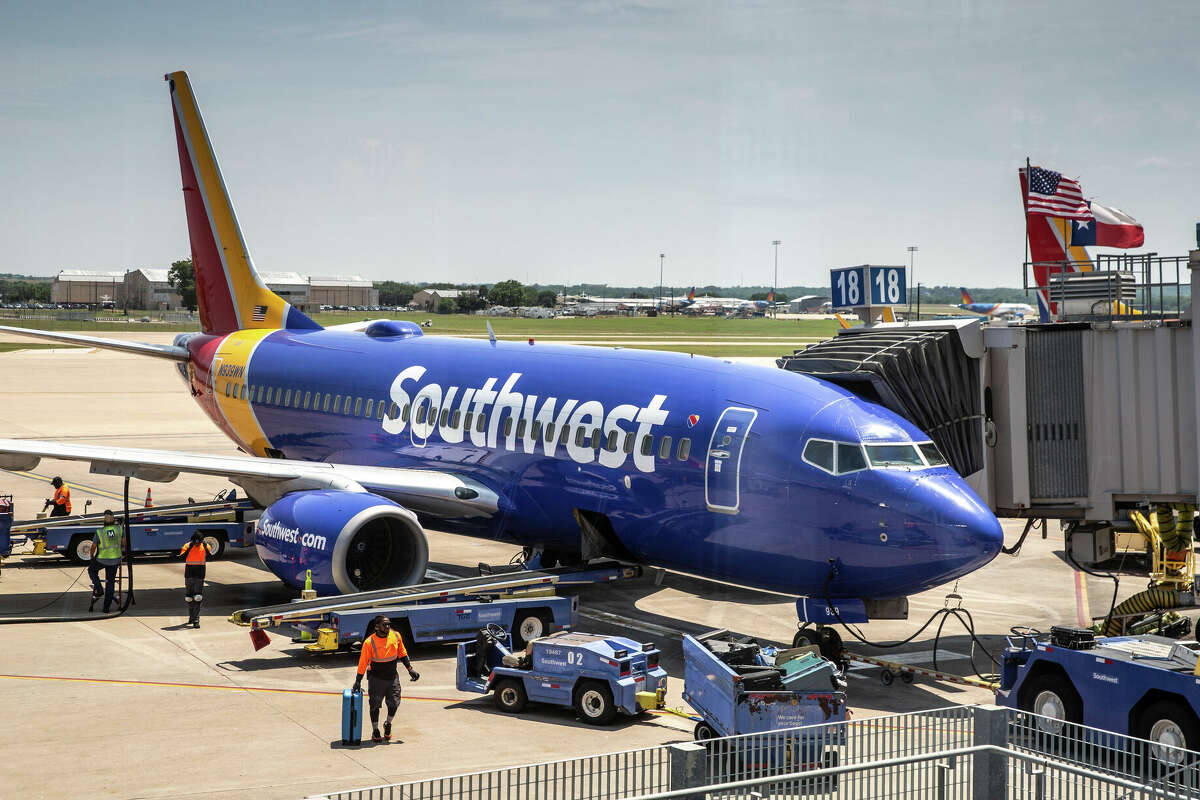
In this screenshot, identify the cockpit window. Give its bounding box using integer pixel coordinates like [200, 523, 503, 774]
[918, 442, 948, 467]
[865, 443, 925, 468]
[802, 439, 834, 473]
[836, 443, 867, 474]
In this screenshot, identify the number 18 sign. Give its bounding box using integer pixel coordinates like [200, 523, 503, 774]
[830, 265, 906, 308]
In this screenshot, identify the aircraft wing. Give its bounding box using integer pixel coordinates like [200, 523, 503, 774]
[0, 438, 501, 519]
[0, 325, 189, 361]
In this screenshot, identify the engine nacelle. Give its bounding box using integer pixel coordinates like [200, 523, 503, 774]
[255, 490, 429, 595]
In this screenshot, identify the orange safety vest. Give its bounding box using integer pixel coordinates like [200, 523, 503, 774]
[357, 630, 407, 676]
[181, 541, 207, 564]
[54, 485, 71, 514]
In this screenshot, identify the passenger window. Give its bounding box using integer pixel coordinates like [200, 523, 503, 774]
[240, 384, 248, 401]
[440, 408, 449, 426]
[590, 429, 601, 449]
[415, 404, 426, 424]
[452, 409, 461, 427]
[640, 436, 653, 456]
[293, 391, 302, 409]
[575, 427, 586, 447]
[559, 424, 570, 445]
[503, 418, 513, 437]
[476, 413, 486, 433]
[364, 399, 374, 418]
[802, 439, 835, 474]
[388, 402, 398, 420]
[401, 403, 410, 423]
[376, 401, 386, 420]
[517, 419, 527, 438]
[353, 398, 362, 416]
[677, 438, 691, 461]
[837, 443, 867, 474]
[624, 432, 635, 454]
[256, 385, 265, 404]
[344, 395, 353, 415]
[225, 382, 231, 398]
[531, 420, 541, 440]
[303, 391, 311, 410]
[606, 430, 618, 451]
[332, 395, 341, 414]
[659, 435, 673, 460]
[283, 388, 292, 406]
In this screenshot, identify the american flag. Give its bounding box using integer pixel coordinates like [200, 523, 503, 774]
[252, 305, 267, 322]
[1025, 167, 1090, 220]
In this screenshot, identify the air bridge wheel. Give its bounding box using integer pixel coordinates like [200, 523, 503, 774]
[1136, 700, 1200, 766]
[493, 678, 528, 714]
[1019, 673, 1082, 735]
[574, 680, 617, 726]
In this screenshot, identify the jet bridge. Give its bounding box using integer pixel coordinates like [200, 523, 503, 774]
[779, 252, 1200, 565]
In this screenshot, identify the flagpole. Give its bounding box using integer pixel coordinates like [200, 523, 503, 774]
[1024, 157, 1031, 298]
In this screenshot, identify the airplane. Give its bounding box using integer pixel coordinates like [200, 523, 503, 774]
[957, 289, 1035, 319]
[679, 289, 771, 314]
[0, 72, 1003, 616]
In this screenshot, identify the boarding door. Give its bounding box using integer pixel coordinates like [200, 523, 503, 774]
[705, 407, 758, 514]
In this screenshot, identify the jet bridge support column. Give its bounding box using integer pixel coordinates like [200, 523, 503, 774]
[1192, 249, 1200, 510]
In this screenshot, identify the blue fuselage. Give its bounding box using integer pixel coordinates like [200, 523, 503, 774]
[187, 327, 1003, 599]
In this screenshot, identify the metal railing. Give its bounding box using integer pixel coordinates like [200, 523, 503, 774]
[1023, 254, 1192, 322]
[306, 705, 1200, 799]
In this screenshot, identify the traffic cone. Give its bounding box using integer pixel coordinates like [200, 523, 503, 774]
[144, 487, 153, 508]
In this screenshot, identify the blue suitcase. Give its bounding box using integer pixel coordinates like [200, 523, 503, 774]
[341, 688, 363, 746]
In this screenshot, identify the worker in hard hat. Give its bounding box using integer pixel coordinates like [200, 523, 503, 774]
[43, 477, 71, 517]
[353, 615, 420, 743]
[87, 510, 124, 612]
[179, 532, 207, 628]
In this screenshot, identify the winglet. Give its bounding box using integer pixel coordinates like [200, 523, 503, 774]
[486, 321, 497, 346]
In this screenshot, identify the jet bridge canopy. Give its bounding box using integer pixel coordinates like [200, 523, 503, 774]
[777, 326, 983, 477]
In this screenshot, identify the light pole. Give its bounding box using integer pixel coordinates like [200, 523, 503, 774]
[772, 240, 781, 318]
[907, 246, 918, 317]
[658, 253, 665, 314]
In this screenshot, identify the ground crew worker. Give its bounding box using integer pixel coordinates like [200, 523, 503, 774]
[180, 532, 207, 628]
[44, 477, 71, 517]
[354, 615, 420, 743]
[87, 510, 123, 612]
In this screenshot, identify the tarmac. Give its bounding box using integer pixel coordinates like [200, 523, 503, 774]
[0, 336, 1166, 799]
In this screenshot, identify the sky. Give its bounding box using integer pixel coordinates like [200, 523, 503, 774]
[1, 1, 1198, 290]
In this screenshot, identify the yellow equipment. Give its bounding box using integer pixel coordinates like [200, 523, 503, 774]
[303, 627, 340, 653]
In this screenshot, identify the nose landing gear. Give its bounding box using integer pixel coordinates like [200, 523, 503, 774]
[794, 624, 847, 671]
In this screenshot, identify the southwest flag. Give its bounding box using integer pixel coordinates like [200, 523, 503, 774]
[1069, 201, 1144, 249]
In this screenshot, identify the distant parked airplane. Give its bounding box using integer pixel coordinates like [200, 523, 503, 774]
[958, 289, 1034, 319]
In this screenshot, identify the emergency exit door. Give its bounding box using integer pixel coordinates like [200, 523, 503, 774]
[705, 407, 758, 514]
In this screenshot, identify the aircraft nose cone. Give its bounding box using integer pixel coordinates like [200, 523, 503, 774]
[902, 473, 1003, 585]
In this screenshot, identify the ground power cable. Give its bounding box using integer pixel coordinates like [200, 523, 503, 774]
[0, 478, 135, 625]
[819, 564, 999, 681]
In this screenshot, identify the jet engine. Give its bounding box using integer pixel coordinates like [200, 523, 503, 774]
[254, 490, 428, 595]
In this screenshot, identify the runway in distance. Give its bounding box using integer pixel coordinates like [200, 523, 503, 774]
[957, 289, 1035, 319]
[0, 72, 1003, 610]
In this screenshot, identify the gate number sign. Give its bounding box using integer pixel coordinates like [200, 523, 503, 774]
[830, 266, 906, 308]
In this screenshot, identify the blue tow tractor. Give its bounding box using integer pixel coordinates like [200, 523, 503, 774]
[457, 623, 669, 724]
[997, 625, 1200, 756]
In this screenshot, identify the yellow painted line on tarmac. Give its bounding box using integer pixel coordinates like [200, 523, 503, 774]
[0, 673, 463, 702]
[2, 469, 129, 503]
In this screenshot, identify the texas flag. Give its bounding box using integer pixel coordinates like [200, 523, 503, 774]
[1070, 201, 1144, 249]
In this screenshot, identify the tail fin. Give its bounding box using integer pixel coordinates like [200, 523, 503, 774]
[687, 287, 695, 302]
[959, 288, 973, 305]
[166, 71, 320, 335]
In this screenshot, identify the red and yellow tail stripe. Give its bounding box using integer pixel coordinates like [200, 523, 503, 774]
[166, 71, 318, 335]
